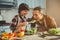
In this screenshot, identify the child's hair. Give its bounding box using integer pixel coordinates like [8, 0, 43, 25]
[18, 3, 29, 13]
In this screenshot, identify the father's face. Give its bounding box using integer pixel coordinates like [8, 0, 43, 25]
[32, 10, 40, 20]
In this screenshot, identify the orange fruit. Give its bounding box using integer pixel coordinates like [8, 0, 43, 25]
[17, 32, 24, 37]
[8, 33, 14, 38]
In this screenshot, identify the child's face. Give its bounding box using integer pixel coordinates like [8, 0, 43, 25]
[32, 10, 41, 20]
[20, 10, 28, 16]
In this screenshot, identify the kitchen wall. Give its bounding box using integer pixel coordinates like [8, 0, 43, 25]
[46, 0, 60, 27]
[1, 8, 32, 23]
[1, 0, 46, 23]
[17, 0, 46, 8]
[1, 8, 18, 23]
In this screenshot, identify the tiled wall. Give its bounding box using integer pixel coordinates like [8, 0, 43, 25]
[1, 8, 32, 23]
[1, 8, 18, 23]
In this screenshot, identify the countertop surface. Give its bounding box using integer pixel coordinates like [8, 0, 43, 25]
[0, 23, 10, 26]
[13, 34, 60, 40]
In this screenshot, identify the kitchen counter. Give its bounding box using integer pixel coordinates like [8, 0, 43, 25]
[22, 28, 60, 40]
[13, 34, 60, 40]
[0, 23, 10, 26]
[23, 34, 42, 40]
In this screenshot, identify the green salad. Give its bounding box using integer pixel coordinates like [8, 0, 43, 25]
[48, 28, 60, 34]
[27, 28, 37, 35]
[30, 20, 36, 23]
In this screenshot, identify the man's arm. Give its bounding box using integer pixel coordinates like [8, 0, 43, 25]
[47, 16, 57, 28]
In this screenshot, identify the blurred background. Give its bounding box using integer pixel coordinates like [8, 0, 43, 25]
[0, 0, 46, 23]
[0, 0, 60, 32]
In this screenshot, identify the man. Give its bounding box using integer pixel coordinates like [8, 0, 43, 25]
[32, 7, 57, 31]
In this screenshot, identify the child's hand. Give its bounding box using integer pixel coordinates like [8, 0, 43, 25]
[23, 22, 28, 26]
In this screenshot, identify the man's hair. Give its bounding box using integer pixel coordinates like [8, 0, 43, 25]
[18, 3, 29, 13]
[33, 7, 41, 11]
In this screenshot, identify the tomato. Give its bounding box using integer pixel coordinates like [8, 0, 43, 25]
[14, 32, 17, 37]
